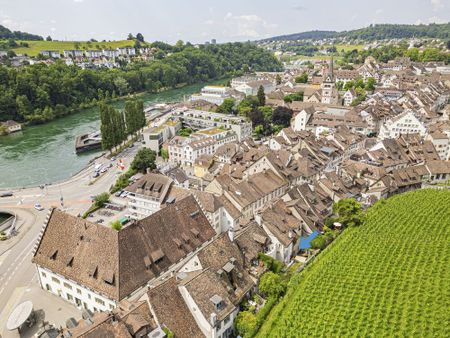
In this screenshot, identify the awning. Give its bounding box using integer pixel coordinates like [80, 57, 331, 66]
[299, 231, 319, 250]
[6, 301, 33, 330]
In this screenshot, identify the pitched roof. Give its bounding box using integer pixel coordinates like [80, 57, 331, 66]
[147, 278, 204, 338]
[33, 196, 215, 301]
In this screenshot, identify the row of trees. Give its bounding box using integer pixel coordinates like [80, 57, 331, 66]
[99, 99, 145, 151]
[0, 42, 282, 124]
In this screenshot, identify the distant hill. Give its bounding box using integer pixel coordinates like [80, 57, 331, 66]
[0, 24, 43, 41]
[262, 23, 450, 42]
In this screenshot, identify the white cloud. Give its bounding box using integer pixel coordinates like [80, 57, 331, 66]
[427, 16, 446, 24]
[430, 0, 443, 11]
[222, 13, 277, 39]
[73, 0, 84, 3]
[375, 9, 383, 15]
[204, 19, 214, 25]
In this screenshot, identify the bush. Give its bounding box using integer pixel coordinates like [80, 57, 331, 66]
[111, 220, 122, 231]
[94, 192, 110, 207]
[110, 167, 137, 193]
[311, 235, 327, 250]
[258, 253, 284, 273]
[235, 311, 257, 338]
[259, 272, 287, 298]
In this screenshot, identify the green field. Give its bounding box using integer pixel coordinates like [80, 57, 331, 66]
[257, 189, 450, 337]
[7, 40, 139, 56]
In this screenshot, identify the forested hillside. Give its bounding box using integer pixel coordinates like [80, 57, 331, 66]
[0, 24, 43, 41]
[263, 23, 450, 41]
[0, 42, 282, 124]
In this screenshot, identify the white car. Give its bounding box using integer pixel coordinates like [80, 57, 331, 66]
[34, 203, 44, 211]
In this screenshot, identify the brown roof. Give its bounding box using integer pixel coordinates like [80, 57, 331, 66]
[125, 173, 172, 202]
[183, 233, 254, 321]
[33, 196, 215, 301]
[147, 277, 204, 338]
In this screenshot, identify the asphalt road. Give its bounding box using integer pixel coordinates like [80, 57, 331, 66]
[0, 145, 139, 322]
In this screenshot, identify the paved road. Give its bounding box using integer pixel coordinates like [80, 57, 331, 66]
[0, 145, 140, 326]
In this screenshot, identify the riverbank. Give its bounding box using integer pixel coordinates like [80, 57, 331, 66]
[0, 79, 227, 189]
[0, 77, 229, 132]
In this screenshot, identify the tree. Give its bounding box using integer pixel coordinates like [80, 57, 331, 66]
[258, 272, 286, 298]
[94, 192, 110, 207]
[275, 74, 282, 85]
[114, 77, 129, 96]
[127, 33, 134, 40]
[46, 35, 52, 41]
[216, 98, 235, 114]
[311, 235, 327, 250]
[136, 33, 145, 42]
[254, 124, 264, 137]
[295, 73, 308, 83]
[160, 148, 169, 161]
[111, 220, 122, 231]
[99, 103, 114, 151]
[447, 40, 450, 50]
[343, 80, 355, 91]
[235, 311, 257, 338]
[365, 77, 376, 91]
[257, 85, 266, 106]
[131, 148, 156, 173]
[272, 106, 293, 127]
[333, 198, 365, 227]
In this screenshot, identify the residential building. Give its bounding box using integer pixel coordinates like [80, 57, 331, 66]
[343, 88, 356, 106]
[142, 119, 181, 152]
[125, 173, 173, 220]
[32, 196, 216, 313]
[170, 108, 252, 141]
[40, 50, 60, 58]
[190, 86, 244, 105]
[63, 50, 84, 58]
[168, 128, 238, 167]
[379, 110, 427, 140]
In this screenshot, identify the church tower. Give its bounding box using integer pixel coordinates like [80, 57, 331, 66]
[321, 58, 339, 105]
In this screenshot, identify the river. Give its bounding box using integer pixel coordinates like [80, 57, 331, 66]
[0, 81, 224, 189]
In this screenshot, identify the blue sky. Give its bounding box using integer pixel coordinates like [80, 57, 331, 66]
[0, 0, 449, 43]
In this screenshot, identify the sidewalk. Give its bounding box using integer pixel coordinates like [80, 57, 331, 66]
[0, 286, 81, 338]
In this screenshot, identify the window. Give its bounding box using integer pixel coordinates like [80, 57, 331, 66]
[63, 282, 72, 290]
[67, 293, 73, 301]
[95, 297, 105, 306]
[51, 277, 60, 284]
[41, 271, 47, 278]
[77, 288, 82, 295]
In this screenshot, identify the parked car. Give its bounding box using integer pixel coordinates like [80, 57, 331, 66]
[34, 203, 44, 211]
[100, 167, 108, 173]
[111, 157, 116, 161]
[115, 190, 123, 197]
[0, 191, 13, 197]
[92, 172, 100, 178]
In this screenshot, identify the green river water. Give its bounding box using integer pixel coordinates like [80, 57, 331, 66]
[0, 81, 220, 189]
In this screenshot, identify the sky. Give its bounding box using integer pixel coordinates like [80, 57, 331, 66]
[0, 0, 449, 43]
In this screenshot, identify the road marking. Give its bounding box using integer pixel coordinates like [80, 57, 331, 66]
[0, 286, 26, 330]
[0, 249, 11, 267]
[0, 235, 38, 287]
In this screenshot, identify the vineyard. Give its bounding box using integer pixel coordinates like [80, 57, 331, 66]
[256, 189, 450, 337]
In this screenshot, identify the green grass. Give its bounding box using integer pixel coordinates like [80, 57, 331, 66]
[257, 189, 450, 337]
[8, 40, 141, 57]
